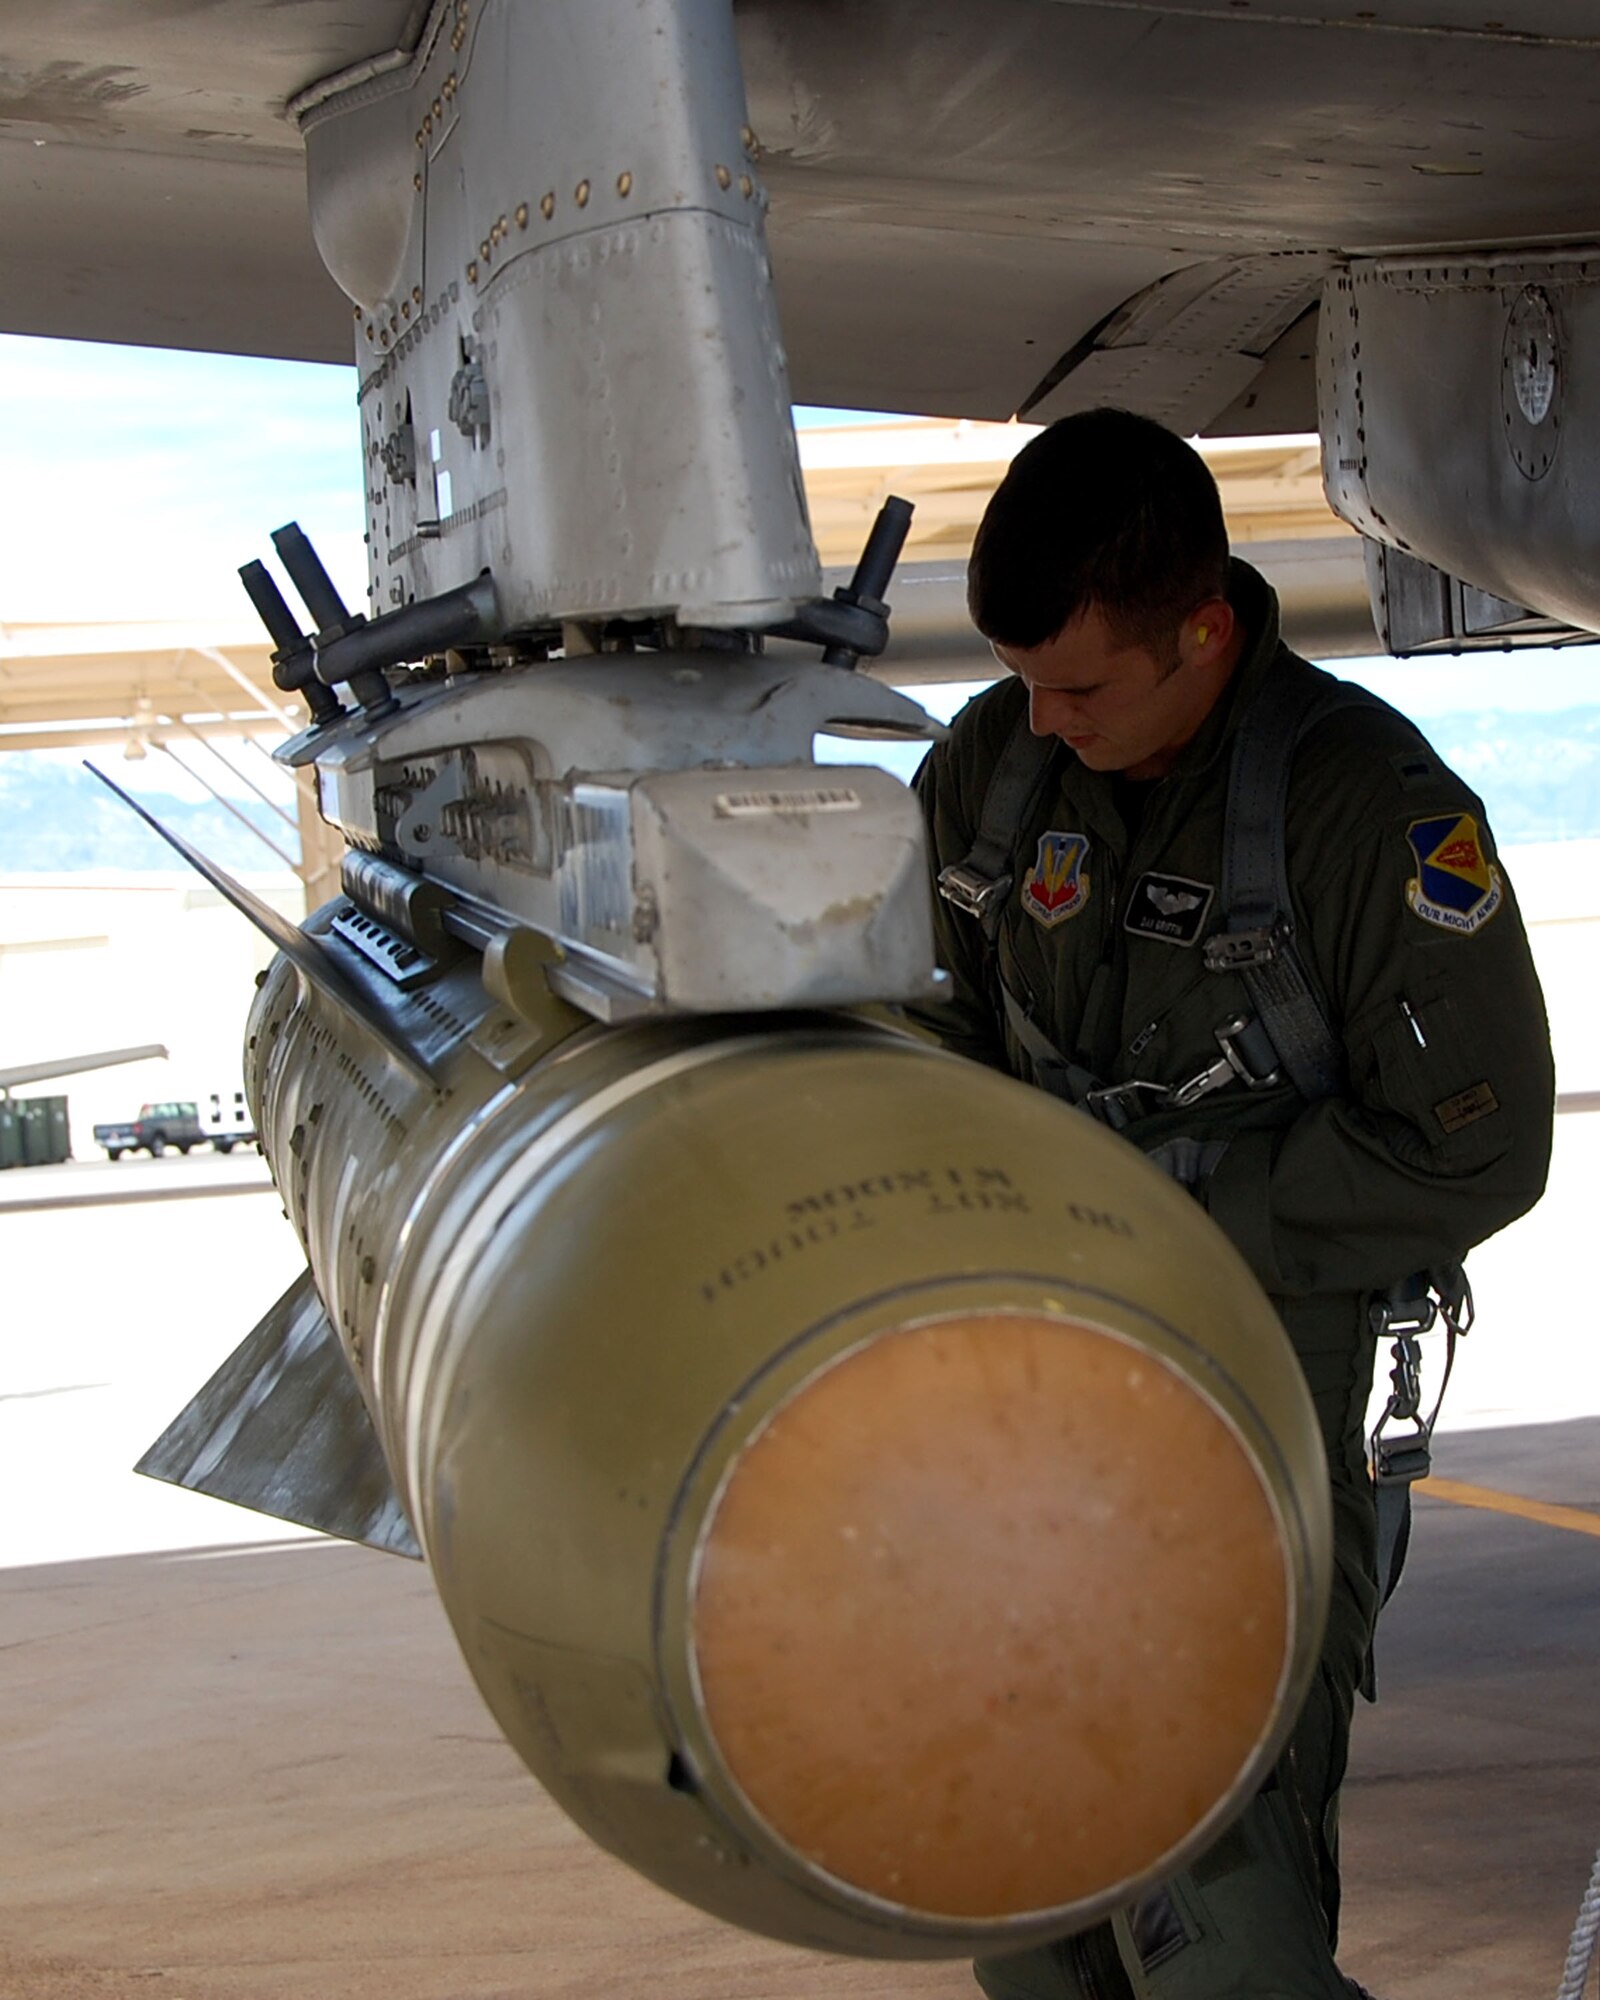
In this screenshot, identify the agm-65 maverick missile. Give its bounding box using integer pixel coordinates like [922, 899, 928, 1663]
[130, 0, 1334, 1964]
[138, 860, 1332, 1958]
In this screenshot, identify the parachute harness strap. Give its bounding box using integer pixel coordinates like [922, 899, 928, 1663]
[936, 708, 1058, 940]
[1209, 671, 1373, 1103]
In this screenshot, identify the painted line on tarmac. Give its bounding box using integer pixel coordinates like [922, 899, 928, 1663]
[1424, 1476, 1600, 1540]
[0, 1180, 277, 1216]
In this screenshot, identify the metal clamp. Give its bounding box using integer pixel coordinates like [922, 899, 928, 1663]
[1368, 1272, 1473, 1489]
[1167, 1015, 1282, 1110]
[937, 862, 1011, 926]
[1202, 922, 1289, 972]
[1082, 1077, 1171, 1129]
[1371, 1332, 1433, 1486]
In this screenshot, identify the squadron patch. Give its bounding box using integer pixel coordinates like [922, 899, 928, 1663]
[1405, 813, 1503, 935]
[1022, 831, 1090, 927]
[1124, 871, 1215, 946]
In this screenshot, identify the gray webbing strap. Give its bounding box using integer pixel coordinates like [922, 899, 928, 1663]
[999, 985, 1111, 1114]
[936, 708, 1057, 938]
[1210, 671, 1375, 1104]
[942, 666, 1376, 1117]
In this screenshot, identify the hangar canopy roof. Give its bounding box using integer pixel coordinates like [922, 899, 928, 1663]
[0, 422, 1365, 756]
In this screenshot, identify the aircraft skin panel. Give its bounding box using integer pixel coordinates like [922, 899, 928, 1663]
[0, 0, 421, 146]
[743, 0, 1600, 418]
[0, 135, 351, 363]
[0, 0, 421, 362]
[2, 0, 1599, 421]
[744, 2, 1600, 255]
[766, 219, 1196, 425]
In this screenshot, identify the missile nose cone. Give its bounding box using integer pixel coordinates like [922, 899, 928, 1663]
[689, 1308, 1288, 1924]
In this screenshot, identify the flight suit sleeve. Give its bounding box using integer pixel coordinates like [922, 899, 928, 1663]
[1198, 772, 1555, 1300]
[901, 736, 1012, 1072]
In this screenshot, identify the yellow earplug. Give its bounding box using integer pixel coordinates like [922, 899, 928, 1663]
[1196, 625, 1210, 646]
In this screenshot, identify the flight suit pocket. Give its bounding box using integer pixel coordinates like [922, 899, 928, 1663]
[1362, 985, 1512, 1176]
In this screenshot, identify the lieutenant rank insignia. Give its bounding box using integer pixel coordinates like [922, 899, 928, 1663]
[1022, 831, 1090, 927]
[1405, 813, 1503, 935]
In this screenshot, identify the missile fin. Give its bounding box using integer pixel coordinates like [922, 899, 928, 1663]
[84, 763, 437, 1084]
[136, 1267, 422, 1560]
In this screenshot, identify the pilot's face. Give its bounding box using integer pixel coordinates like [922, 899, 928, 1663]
[991, 602, 1218, 781]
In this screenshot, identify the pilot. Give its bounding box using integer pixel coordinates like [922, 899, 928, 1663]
[909, 407, 1555, 2000]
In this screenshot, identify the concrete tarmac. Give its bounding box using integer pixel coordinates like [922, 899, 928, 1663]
[2, 1154, 1597, 1999]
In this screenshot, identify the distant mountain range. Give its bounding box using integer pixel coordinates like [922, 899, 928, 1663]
[1415, 709, 1600, 844]
[3, 708, 1600, 873]
[0, 756, 298, 876]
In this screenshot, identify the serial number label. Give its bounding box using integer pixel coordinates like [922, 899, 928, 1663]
[713, 787, 861, 818]
[696, 1168, 1136, 1304]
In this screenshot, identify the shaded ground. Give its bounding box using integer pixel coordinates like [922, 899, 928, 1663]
[2, 1159, 1596, 1998]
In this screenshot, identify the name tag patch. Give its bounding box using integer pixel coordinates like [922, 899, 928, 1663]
[1124, 872, 1215, 946]
[1435, 1081, 1500, 1134]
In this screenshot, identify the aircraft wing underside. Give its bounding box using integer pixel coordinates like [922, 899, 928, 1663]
[2, 0, 1598, 435]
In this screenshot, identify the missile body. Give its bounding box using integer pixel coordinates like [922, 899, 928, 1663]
[246, 908, 1331, 1956]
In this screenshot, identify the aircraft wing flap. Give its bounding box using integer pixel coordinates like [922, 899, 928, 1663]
[1020, 253, 1336, 433]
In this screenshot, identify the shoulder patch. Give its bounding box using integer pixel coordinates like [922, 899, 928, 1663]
[1124, 871, 1215, 946]
[1022, 831, 1090, 927]
[1405, 813, 1503, 935]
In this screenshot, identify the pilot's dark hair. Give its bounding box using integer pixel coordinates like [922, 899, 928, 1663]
[967, 408, 1230, 653]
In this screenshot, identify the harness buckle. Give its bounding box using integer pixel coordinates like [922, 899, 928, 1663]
[1166, 1015, 1283, 1109]
[1082, 1078, 1169, 1129]
[1167, 1055, 1233, 1111]
[1370, 1331, 1433, 1487]
[937, 862, 1010, 926]
[1367, 1273, 1473, 1489]
[1202, 921, 1290, 972]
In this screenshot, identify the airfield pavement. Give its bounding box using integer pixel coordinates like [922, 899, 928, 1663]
[1, 1140, 1598, 2000]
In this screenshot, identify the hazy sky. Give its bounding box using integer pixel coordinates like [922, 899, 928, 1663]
[0, 334, 891, 630]
[4, 329, 1599, 808]
[1, 335, 367, 628]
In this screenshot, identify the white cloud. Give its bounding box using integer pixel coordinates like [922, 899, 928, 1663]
[0, 335, 365, 626]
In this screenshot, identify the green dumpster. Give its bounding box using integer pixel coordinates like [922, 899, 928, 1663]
[19, 1095, 71, 1167]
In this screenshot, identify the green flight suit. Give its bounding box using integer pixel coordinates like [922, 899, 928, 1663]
[909, 560, 1555, 1999]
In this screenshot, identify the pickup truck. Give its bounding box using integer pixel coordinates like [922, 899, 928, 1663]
[94, 1101, 208, 1160]
[202, 1087, 259, 1155]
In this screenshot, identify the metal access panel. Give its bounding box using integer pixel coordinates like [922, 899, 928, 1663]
[298, 0, 819, 634]
[304, 651, 944, 1018]
[1362, 538, 1596, 657]
[1320, 254, 1600, 637]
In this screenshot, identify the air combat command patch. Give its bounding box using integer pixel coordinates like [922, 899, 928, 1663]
[1405, 813, 1503, 935]
[1022, 831, 1090, 927]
